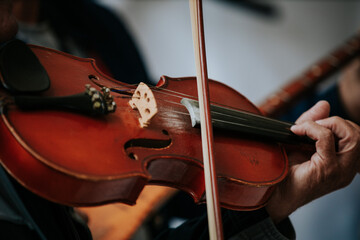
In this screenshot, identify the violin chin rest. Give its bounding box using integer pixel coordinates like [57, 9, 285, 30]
[0, 39, 50, 93]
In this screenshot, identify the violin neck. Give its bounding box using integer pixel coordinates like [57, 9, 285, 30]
[259, 31, 360, 117]
[181, 98, 312, 144]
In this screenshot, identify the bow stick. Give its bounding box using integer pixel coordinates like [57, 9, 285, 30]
[189, 0, 224, 239]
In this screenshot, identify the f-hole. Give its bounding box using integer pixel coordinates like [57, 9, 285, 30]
[124, 129, 172, 160]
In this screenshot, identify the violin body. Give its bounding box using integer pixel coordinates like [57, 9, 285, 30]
[0, 45, 287, 210]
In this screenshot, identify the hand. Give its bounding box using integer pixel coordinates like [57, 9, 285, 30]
[266, 101, 360, 223]
[0, 0, 18, 43]
[339, 58, 360, 123]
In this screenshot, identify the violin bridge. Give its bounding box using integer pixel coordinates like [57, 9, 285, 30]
[129, 82, 158, 128]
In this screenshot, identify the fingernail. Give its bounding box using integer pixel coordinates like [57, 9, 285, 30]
[290, 125, 298, 131]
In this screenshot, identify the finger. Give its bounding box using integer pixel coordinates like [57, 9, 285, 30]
[316, 117, 360, 153]
[346, 121, 360, 173]
[295, 101, 330, 124]
[291, 121, 336, 161]
[346, 120, 360, 131]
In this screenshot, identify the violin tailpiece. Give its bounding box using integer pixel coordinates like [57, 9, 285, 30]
[14, 85, 116, 115]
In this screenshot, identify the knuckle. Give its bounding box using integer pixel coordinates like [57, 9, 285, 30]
[320, 128, 333, 140]
[330, 116, 342, 123]
[344, 124, 360, 150]
[328, 116, 344, 126]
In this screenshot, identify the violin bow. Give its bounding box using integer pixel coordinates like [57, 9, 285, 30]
[189, 0, 224, 239]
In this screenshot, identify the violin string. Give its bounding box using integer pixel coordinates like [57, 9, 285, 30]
[111, 87, 291, 134]
[155, 108, 292, 137]
[3, 80, 288, 134]
[98, 83, 292, 133]
[111, 84, 195, 100]
[212, 119, 292, 136]
[156, 103, 291, 136]
[87, 84, 291, 136]
[102, 82, 226, 111]
[116, 85, 273, 124]
[149, 87, 197, 99]
[154, 97, 291, 131]
[113, 97, 284, 134]
[114, 96, 132, 99]
[158, 109, 192, 118]
[91, 76, 218, 103]
[115, 104, 288, 137]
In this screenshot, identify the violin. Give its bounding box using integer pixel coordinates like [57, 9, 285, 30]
[0, 38, 301, 210]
